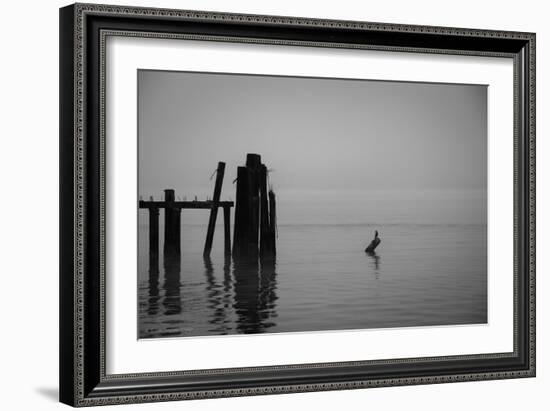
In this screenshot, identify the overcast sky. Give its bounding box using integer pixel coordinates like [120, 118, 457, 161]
[138, 70, 487, 200]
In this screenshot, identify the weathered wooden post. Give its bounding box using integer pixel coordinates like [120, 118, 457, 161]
[233, 166, 250, 259]
[163, 189, 181, 316]
[148, 194, 161, 316]
[203, 162, 226, 258]
[232, 154, 277, 261]
[259, 164, 271, 259]
[163, 189, 181, 257]
[164, 189, 174, 254]
[148, 206, 159, 271]
[223, 205, 231, 257]
[246, 154, 261, 258]
[268, 189, 277, 257]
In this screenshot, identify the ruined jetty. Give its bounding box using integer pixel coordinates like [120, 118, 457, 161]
[139, 161, 234, 273]
[139, 155, 277, 275]
[233, 153, 277, 261]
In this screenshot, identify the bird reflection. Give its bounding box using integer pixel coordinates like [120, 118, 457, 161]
[366, 251, 381, 279]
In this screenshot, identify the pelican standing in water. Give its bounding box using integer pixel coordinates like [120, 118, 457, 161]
[365, 230, 381, 254]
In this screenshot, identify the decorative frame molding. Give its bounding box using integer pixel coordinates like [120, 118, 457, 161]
[60, 3, 535, 407]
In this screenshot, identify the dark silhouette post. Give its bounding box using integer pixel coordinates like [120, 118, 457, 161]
[203, 162, 226, 258]
[233, 166, 250, 258]
[164, 189, 181, 257]
[246, 154, 261, 259]
[232, 154, 277, 261]
[148, 206, 159, 271]
[223, 205, 231, 257]
[268, 189, 277, 257]
[259, 164, 274, 260]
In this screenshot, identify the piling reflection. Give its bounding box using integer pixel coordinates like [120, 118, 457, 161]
[147, 234, 161, 316]
[232, 257, 278, 334]
[147, 266, 160, 316]
[162, 250, 182, 316]
[203, 256, 230, 334]
[258, 259, 278, 328]
[366, 251, 381, 279]
[145, 250, 279, 336]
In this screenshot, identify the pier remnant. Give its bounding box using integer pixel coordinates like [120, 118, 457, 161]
[233, 166, 250, 258]
[163, 189, 181, 257]
[233, 154, 277, 260]
[246, 154, 261, 258]
[267, 189, 277, 257]
[259, 164, 270, 259]
[203, 162, 226, 258]
[148, 202, 159, 272]
[140, 195, 233, 258]
[223, 206, 231, 257]
[139, 163, 234, 267]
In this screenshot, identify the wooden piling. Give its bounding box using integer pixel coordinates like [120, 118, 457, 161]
[246, 153, 262, 169]
[148, 207, 159, 270]
[163, 189, 181, 256]
[268, 189, 277, 257]
[203, 162, 226, 258]
[246, 154, 261, 259]
[148, 198, 161, 315]
[232, 154, 277, 261]
[163, 189, 174, 255]
[259, 164, 270, 259]
[233, 166, 250, 259]
[223, 206, 231, 257]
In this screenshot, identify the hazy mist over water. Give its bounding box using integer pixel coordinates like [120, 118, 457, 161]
[138, 70, 487, 196]
[138, 188, 486, 227]
[137, 70, 488, 338]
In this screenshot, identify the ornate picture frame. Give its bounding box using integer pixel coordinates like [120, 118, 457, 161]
[59, 3, 535, 406]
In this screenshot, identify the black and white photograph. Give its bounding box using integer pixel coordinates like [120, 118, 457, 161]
[137, 70, 488, 339]
[51, 1, 537, 408]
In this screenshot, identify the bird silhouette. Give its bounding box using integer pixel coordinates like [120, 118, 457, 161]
[365, 230, 381, 254]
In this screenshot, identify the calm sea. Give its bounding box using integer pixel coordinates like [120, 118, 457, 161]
[138, 189, 487, 338]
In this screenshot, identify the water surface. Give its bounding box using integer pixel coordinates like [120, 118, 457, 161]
[138, 189, 487, 338]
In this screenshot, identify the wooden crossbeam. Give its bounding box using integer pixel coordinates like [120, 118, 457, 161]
[139, 200, 233, 210]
